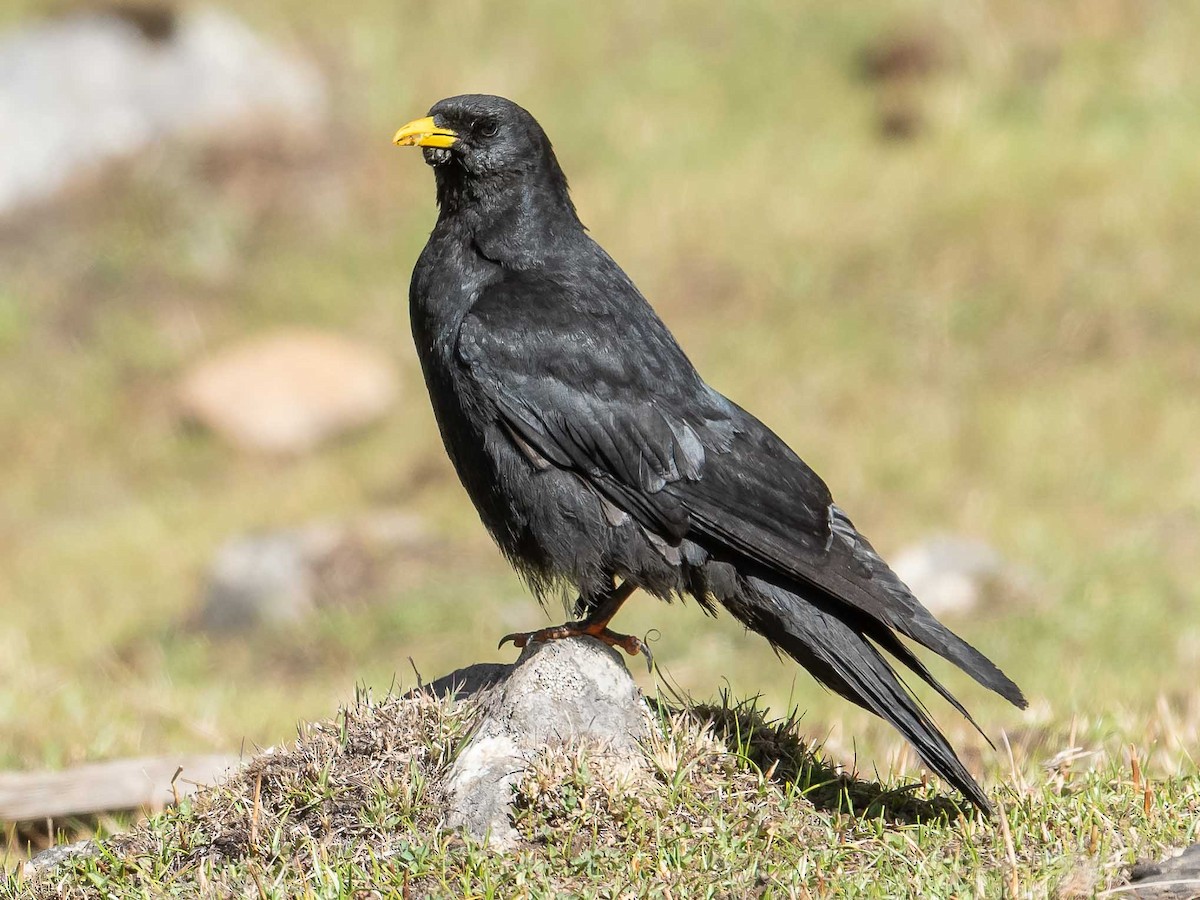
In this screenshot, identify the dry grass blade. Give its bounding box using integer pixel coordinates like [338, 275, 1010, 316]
[998, 800, 1020, 898]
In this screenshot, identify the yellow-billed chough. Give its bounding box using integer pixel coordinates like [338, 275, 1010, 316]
[394, 94, 1025, 812]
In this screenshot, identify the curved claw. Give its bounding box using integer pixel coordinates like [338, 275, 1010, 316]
[497, 632, 530, 650]
[589, 628, 654, 672]
[636, 637, 654, 673]
[631, 627, 663, 674]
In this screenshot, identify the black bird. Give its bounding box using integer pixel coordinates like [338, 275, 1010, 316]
[393, 94, 1025, 812]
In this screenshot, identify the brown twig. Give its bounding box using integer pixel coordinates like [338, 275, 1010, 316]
[250, 772, 263, 852]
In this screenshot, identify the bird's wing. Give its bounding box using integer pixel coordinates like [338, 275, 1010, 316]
[458, 274, 1023, 708]
[455, 269, 781, 547]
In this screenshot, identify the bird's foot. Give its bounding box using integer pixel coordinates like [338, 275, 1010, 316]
[498, 622, 653, 672]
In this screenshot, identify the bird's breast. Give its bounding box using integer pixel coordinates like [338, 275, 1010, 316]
[408, 232, 507, 488]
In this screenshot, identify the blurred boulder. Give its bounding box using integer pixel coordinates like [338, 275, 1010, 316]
[891, 536, 1026, 618]
[177, 329, 399, 455]
[200, 529, 313, 631]
[0, 3, 325, 215]
[195, 510, 427, 633]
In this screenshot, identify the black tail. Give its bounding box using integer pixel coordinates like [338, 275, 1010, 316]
[825, 506, 1027, 710]
[724, 576, 993, 813]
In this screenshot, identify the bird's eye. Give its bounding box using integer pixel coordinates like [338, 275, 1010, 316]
[480, 121, 500, 138]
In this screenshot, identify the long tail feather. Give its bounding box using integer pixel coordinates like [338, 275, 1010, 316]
[826, 506, 1027, 709]
[724, 577, 993, 812]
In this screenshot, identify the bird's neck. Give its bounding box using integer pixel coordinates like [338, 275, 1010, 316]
[434, 169, 584, 269]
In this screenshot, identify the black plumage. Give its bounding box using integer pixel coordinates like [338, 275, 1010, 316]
[394, 94, 1025, 812]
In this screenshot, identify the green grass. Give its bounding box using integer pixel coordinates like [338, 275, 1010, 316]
[5, 690, 1199, 897]
[2, 0, 1200, 886]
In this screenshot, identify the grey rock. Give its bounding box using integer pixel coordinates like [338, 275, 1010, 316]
[891, 535, 1026, 617]
[1125, 843, 1200, 898]
[177, 330, 399, 456]
[440, 637, 652, 848]
[22, 840, 97, 877]
[196, 510, 427, 632]
[0, 6, 326, 215]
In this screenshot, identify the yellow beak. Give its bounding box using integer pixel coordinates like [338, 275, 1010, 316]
[392, 116, 458, 149]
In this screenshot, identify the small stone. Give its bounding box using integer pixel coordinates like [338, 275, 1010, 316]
[177, 329, 399, 455]
[22, 840, 97, 878]
[440, 637, 652, 848]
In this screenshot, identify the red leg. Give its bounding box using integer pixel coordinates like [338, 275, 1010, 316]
[498, 581, 652, 670]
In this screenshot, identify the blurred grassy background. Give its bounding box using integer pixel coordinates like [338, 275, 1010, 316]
[1, 0, 1198, 800]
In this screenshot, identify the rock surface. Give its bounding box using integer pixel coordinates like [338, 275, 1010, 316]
[1125, 843, 1200, 898]
[438, 638, 653, 847]
[0, 6, 325, 215]
[177, 330, 399, 455]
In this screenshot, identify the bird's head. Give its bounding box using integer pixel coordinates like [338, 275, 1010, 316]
[393, 94, 575, 219]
